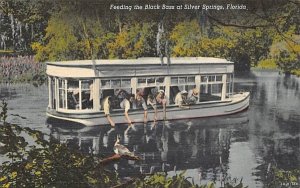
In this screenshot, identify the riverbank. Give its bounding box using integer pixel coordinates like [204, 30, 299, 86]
[0, 56, 46, 85]
[255, 58, 300, 77]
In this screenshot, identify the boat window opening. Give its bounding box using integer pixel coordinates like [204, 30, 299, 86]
[111, 79, 121, 88]
[49, 77, 56, 109]
[170, 85, 196, 104]
[81, 80, 93, 110]
[226, 74, 233, 83]
[201, 76, 208, 82]
[226, 83, 231, 98]
[226, 74, 233, 98]
[67, 80, 80, 110]
[54, 79, 95, 111]
[101, 78, 131, 88]
[101, 80, 111, 89]
[187, 76, 195, 83]
[208, 75, 215, 82]
[121, 79, 131, 87]
[170, 86, 180, 104]
[200, 84, 222, 102]
[137, 77, 165, 87]
[136, 87, 160, 109]
[170, 76, 196, 105]
[216, 75, 222, 82]
[210, 84, 223, 95]
[100, 78, 132, 111]
[138, 78, 147, 87]
[178, 77, 187, 84]
[171, 76, 195, 85]
[58, 79, 66, 109]
[200, 74, 223, 102]
[171, 77, 177, 85]
[156, 77, 164, 84]
[147, 78, 155, 84]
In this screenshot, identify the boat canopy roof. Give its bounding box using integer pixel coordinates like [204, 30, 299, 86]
[46, 57, 234, 78]
[47, 57, 232, 66]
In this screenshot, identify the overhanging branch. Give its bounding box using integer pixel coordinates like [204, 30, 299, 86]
[206, 13, 271, 29]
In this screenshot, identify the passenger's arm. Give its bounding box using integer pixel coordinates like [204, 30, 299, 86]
[124, 109, 132, 124]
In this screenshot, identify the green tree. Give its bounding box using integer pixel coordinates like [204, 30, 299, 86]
[0, 0, 51, 53]
[35, 14, 80, 61]
[169, 19, 202, 57]
[269, 26, 300, 74]
[228, 28, 271, 71]
[76, 17, 115, 59]
[31, 2, 119, 61]
[108, 22, 156, 59]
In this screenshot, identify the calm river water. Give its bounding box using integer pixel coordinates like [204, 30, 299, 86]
[0, 70, 299, 187]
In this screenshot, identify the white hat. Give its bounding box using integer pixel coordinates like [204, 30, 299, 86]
[158, 90, 165, 93]
[181, 90, 188, 94]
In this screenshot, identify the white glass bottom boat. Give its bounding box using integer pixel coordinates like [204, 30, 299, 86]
[46, 57, 250, 126]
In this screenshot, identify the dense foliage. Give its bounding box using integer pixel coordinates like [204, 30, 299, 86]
[0, 0, 51, 54]
[0, 0, 299, 74]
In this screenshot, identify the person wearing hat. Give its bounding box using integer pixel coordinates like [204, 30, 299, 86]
[187, 88, 199, 105]
[156, 90, 167, 119]
[175, 90, 189, 108]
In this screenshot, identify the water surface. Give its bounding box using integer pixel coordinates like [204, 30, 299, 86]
[0, 70, 299, 187]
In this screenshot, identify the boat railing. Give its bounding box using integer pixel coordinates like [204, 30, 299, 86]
[51, 97, 236, 115]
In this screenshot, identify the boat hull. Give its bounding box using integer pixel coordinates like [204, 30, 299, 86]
[46, 92, 250, 126]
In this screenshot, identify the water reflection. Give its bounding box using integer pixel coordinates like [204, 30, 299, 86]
[48, 112, 249, 185]
[236, 71, 300, 187]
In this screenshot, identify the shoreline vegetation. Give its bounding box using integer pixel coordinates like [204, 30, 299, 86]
[0, 56, 46, 85]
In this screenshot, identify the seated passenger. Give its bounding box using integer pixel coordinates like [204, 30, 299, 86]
[67, 86, 80, 109]
[103, 96, 115, 127]
[81, 91, 92, 109]
[116, 89, 128, 102]
[156, 90, 167, 105]
[151, 87, 159, 96]
[136, 93, 148, 123]
[80, 82, 94, 109]
[120, 94, 133, 125]
[147, 94, 158, 121]
[175, 90, 189, 108]
[187, 88, 199, 105]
